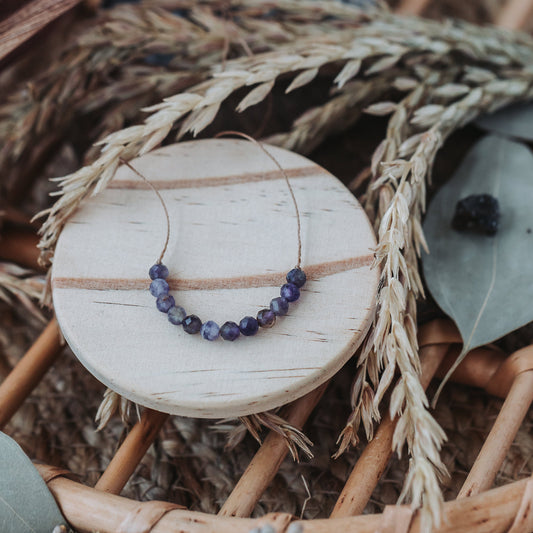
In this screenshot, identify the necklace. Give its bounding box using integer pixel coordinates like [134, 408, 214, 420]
[123, 132, 307, 342]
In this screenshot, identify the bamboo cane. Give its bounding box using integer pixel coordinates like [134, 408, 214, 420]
[458, 366, 533, 498]
[36, 465, 532, 533]
[0, 230, 41, 270]
[395, 0, 431, 16]
[330, 342, 450, 518]
[219, 382, 328, 517]
[0, 318, 62, 429]
[496, 0, 533, 29]
[94, 409, 169, 494]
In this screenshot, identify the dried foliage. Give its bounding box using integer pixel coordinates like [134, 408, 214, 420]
[3, 1, 533, 531]
[0, 264, 45, 323]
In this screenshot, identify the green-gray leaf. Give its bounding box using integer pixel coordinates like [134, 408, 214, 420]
[422, 134, 533, 398]
[476, 101, 533, 141]
[0, 432, 66, 533]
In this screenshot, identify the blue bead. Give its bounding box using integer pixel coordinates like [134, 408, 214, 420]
[156, 294, 175, 312]
[220, 321, 240, 341]
[201, 321, 220, 341]
[280, 283, 300, 302]
[286, 268, 306, 288]
[182, 315, 202, 334]
[239, 316, 259, 336]
[168, 305, 186, 325]
[257, 309, 276, 328]
[150, 278, 169, 297]
[270, 296, 289, 316]
[149, 263, 169, 280]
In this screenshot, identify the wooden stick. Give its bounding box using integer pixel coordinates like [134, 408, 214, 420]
[330, 342, 450, 518]
[94, 409, 169, 494]
[0, 230, 41, 271]
[37, 465, 532, 533]
[395, 0, 431, 16]
[496, 0, 533, 29]
[0, 0, 82, 61]
[0, 318, 62, 429]
[458, 369, 533, 498]
[218, 383, 328, 517]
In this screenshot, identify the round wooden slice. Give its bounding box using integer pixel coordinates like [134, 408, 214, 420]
[52, 139, 379, 418]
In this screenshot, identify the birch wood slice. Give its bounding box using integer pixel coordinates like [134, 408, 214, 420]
[52, 139, 379, 418]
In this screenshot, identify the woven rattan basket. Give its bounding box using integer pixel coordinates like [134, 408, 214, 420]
[1, 1, 533, 532]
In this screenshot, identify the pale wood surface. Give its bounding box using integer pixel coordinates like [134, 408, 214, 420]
[52, 139, 378, 418]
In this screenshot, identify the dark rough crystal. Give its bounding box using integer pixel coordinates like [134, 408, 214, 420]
[452, 194, 500, 236]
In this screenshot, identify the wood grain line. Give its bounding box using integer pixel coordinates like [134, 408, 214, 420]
[52, 255, 374, 291]
[108, 165, 320, 190]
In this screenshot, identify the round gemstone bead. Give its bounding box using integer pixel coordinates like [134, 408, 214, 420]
[257, 309, 276, 328]
[149, 263, 169, 280]
[156, 294, 175, 313]
[280, 283, 300, 302]
[239, 316, 259, 336]
[220, 321, 240, 341]
[201, 321, 220, 341]
[270, 296, 289, 316]
[182, 315, 202, 334]
[286, 267, 306, 288]
[168, 305, 186, 325]
[150, 278, 169, 297]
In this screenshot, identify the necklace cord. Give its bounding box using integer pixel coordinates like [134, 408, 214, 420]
[214, 130, 302, 269]
[119, 158, 170, 264]
[120, 132, 302, 269]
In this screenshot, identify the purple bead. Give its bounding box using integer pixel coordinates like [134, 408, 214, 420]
[201, 321, 220, 341]
[168, 305, 186, 325]
[239, 316, 259, 336]
[257, 309, 276, 328]
[280, 283, 300, 302]
[149, 263, 169, 280]
[286, 267, 306, 288]
[270, 296, 289, 316]
[220, 321, 240, 341]
[156, 294, 175, 312]
[150, 278, 169, 297]
[182, 315, 202, 334]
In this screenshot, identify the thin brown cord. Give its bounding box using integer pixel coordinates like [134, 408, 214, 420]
[119, 158, 170, 264]
[214, 130, 303, 269]
[119, 132, 303, 269]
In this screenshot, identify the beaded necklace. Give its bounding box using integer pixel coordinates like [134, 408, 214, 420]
[124, 132, 306, 341]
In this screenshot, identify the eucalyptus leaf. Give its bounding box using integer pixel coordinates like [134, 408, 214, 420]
[476, 101, 533, 141]
[0, 432, 66, 533]
[422, 134, 533, 399]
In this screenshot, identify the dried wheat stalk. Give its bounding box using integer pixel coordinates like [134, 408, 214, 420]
[0, 0, 377, 200]
[0, 264, 45, 323]
[29, 4, 533, 530]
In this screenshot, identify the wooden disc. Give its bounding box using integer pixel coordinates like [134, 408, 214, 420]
[52, 139, 378, 418]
